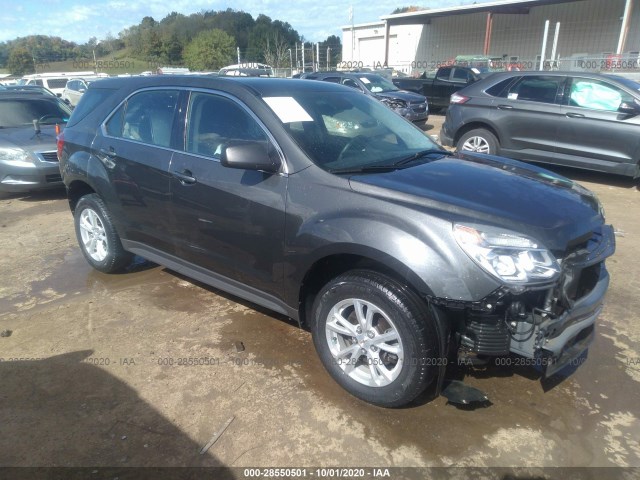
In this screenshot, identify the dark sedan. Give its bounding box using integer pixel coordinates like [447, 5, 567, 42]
[303, 72, 429, 123]
[440, 71, 640, 177]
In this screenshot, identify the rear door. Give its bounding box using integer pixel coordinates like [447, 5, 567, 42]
[490, 75, 566, 163]
[557, 76, 640, 172]
[92, 88, 182, 254]
[169, 91, 287, 299]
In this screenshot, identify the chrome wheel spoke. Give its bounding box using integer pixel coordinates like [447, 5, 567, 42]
[324, 297, 404, 388]
[327, 310, 357, 337]
[79, 208, 109, 262]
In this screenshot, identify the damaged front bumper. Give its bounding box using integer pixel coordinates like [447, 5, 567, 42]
[452, 224, 616, 377]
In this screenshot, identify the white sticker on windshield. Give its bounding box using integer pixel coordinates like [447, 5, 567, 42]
[471, 68, 481, 74]
[264, 96, 313, 123]
[359, 77, 371, 84]
[508, 93, 519, 100]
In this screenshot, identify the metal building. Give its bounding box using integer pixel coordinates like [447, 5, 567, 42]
[341, 0, 638, 73]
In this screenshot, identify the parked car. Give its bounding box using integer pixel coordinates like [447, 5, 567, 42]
[0, 92, 71, 193]
[304, 72, 429, 123]
[392, 66, 485, 111]
[62, 78, 100, 107]
[0, 84, 57, 97]
[440, 71, 640, 177]
[59, 76, 614, 407]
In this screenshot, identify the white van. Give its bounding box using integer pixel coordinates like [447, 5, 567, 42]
[20, 72, 95, 97]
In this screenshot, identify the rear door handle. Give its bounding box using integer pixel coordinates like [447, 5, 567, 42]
[97, 147, 117, 169]
[566, 112, 585, 118]
[99, 147, 117, 157]
[497, 104, 513, 110]
[172, 169, 197, 185]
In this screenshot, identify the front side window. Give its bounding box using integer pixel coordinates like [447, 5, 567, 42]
[505, 76, 564, 104]
[106, 90, 179, 147]
[568, 78, 634, 112]
[186, 92, 268, 158]
[264, 91, 440, 172]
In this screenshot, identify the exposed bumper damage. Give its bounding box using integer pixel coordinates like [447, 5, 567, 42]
[434, 224, 616, 381]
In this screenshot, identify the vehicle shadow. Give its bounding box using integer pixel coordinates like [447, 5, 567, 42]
[0, 187, 68, 202]
[0, 350, 234, 475]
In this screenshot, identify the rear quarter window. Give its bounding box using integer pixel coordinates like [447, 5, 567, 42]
[485, 77, 516, 97]
[66, 88, 117, 127]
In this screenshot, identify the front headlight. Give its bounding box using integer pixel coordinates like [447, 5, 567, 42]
[453, 224, 560, 284]
[0, 147, 33, 167]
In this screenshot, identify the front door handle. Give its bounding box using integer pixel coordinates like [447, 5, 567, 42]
[172, 169, 197, 185]
[497, 104, 513, 110]
[566, 112, 585, 118]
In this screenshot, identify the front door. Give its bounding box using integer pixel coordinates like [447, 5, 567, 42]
[557, 76, 640, 172]
[169, 91, 287, 299]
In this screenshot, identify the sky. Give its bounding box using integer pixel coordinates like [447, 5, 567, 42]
[0, 0, 475, 44]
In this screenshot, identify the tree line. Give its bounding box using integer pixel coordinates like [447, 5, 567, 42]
[0, 8, 342, 74]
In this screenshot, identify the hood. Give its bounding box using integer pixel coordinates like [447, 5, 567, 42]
[348, 152, 603, 252]
[0, 125, 59, 151]
[375, 90, 426, 103]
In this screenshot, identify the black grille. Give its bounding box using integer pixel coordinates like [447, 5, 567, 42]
[411, 104, 427, 113]
[38, 151, 58, 163]
[461, 313, 511, 355]
[46, 174, 62, 183]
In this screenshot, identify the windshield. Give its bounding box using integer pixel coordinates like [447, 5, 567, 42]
[359, 75, 399, 93]
[265, 91, 440, 172]
[0, 98, 72, 128]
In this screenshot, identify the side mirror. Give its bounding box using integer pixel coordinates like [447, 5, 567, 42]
[79, 88, 86, 93]
[221, 141, 281, 173]
[618, 101, 640, 115]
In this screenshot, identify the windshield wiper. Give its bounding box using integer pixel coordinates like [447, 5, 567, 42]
[328, 149, 453, 175]
[328, 165, 400, 175]
[393, 149, 453, 167]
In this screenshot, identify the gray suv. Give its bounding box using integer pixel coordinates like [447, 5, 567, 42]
[440, 71, 640, 177]
[59, 76, 614, 407]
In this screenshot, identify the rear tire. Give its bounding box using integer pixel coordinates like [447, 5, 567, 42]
[456, 128, 499, 155]
[311, 270, 441, 407]
[74, 194, 132, 273]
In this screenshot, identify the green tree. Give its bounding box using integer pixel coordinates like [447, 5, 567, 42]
[183, 29, 235, 71]
[7, 47, 34, 75]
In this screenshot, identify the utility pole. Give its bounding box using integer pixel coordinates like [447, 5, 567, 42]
[327, 47, 331, 70]
[237, 47, 241, 65]
[316, 43, 320, 71]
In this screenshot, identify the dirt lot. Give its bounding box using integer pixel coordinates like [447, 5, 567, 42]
[1, 115, 639, 473]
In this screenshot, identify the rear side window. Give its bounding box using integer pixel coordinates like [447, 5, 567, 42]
[67, 88, 116, 127]
[186, 92, 268, 158]
[106, 90, 179, 148]
[451, 68, 471, 82]
[46, 78, 68, 89]
[436, 68, 452, 81]
[504, 76, 564, 104]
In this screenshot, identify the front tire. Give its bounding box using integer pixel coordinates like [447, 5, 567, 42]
[456, 128, 499, 155]
[74, 194, 132, 273]
[311, 270, 441, 407]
